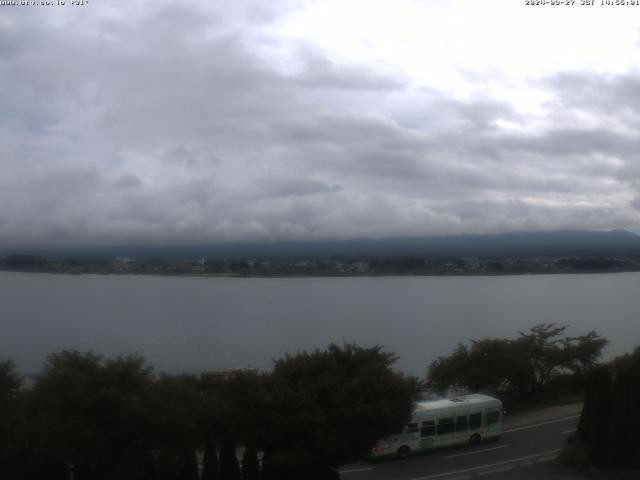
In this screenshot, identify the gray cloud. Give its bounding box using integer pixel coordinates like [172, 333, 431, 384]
[291, 45, 407, 91]
[113, 174, 143, 190]
[545, 71, 640, 116]
[1, 2, 640, 248]
[253, 176, 342, 198]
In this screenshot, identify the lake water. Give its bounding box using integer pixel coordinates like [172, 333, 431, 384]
[1, 271, 639, 377]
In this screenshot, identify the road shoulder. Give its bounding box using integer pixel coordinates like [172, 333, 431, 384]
[502, 403, 582, 431]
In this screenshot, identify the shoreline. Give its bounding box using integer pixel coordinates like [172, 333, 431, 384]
[2, 268, 640, 279]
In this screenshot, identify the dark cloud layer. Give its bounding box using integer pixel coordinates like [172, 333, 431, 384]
[1, 1, 639, 248]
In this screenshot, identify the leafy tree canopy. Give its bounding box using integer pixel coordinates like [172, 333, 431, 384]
[3, 344, 417, 480]
[262, 343, 416, 472]
[0, 360, 21, 402]
[427, 323, 608, 400]
[578, 346, 640, 468]
[30, 351, 156, 480]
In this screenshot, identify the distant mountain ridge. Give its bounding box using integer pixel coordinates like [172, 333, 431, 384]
[5, 229, 640, 260]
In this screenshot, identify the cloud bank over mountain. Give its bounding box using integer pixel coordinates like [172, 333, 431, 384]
[2, 0, 640, 247]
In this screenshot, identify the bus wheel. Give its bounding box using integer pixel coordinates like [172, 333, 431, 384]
[397, 446, 411, 459]
[469, 434, 481, 446]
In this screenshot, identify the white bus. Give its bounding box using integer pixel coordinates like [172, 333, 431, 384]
[371, 393, 503, 459]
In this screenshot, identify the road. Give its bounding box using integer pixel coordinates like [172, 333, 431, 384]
[338, 407, 581, 480]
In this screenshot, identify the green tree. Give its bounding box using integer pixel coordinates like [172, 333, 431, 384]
[606, 347, 640, 466]
[427, 324, 608, 404]
[177, 448, 199, 480]
[199, 368, 280, 479]
[241, 446, 260, 480]
[578, 346, 640, 467]
[577, 365, 612, 466]
[260, 344, 415, 479]
[0, 360, 23, 479]
[2, 344, 419, 480]
[198, 370, 266, 480]
[29, 350, 155, 480]
[515, 324, 606, 397]
[148, 374, 201, 447]
[201, 431, 219, 480]
[563, 330, 610, 375]
[428, 339, 530, 395]
[0, 360, 21, 401]
[219, 436, 241, 480]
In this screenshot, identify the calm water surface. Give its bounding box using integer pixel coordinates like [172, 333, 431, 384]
[1, 271, 639, 376]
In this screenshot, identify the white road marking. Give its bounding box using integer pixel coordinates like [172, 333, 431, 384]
[338, 467, 373, 474]
[443, 444, 509, 459]
[407, 448, 562, 480]
[562, 428, 577, 435]
[536, 455, 557, 463]
[501, 415, 580, 434]
[478, 465, 514, 476]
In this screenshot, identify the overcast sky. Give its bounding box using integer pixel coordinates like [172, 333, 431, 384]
[2, 0, 640, 248]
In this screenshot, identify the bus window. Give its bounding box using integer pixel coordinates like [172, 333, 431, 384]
[486, 410, 500, 425]
[437, 418, 454, 435]
[420, 420, 435, 437]
[406, 422, 419, 433]
[455, 415, 468, 432]
[469, 413, 481, 430]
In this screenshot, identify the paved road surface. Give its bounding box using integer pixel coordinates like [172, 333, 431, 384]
[338, 404, 582, 480]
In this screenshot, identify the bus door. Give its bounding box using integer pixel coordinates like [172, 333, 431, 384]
[468, 411, 482, 432]
[485, 408, 501, 433]
[454, 413, 468, 439]
[436, 416, 455, 444]
[419, 419, 436, 450]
